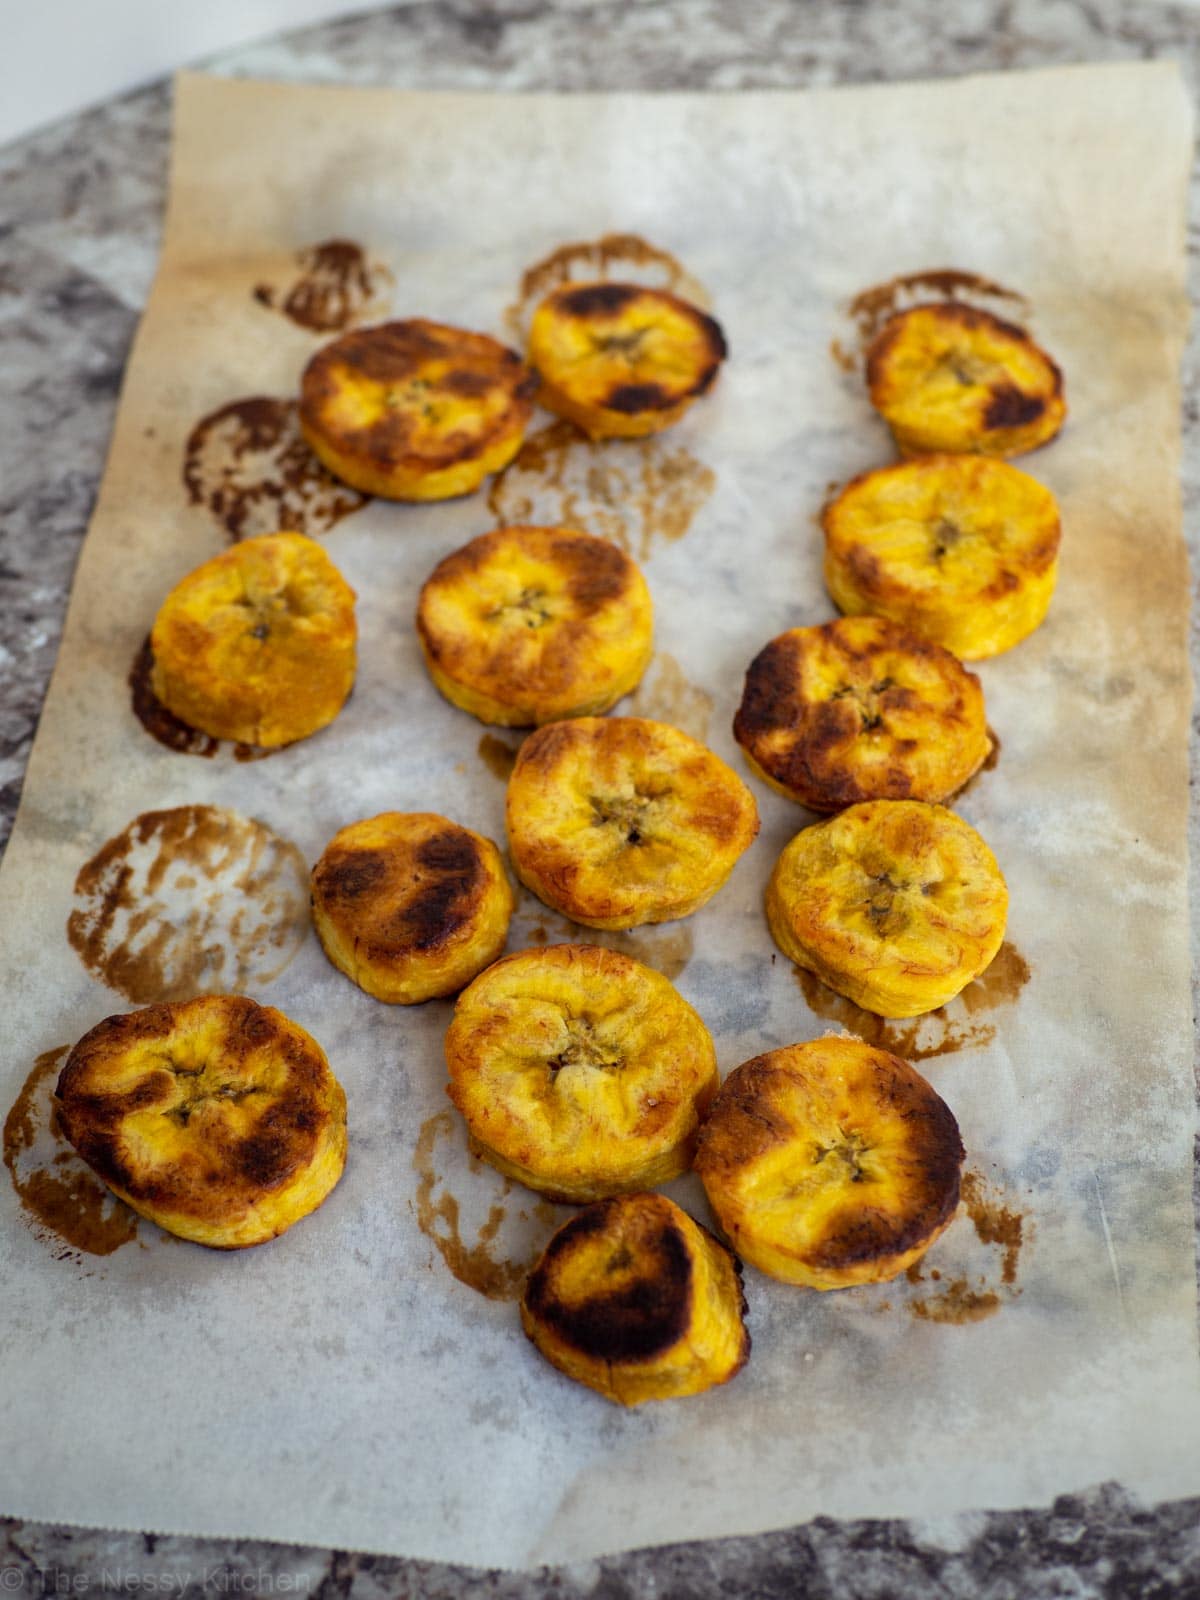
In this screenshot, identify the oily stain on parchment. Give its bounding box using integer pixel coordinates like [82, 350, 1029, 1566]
[907, 1170, 1029, 1323]
[477, 733, 522, 781]
[3, 1047, 139, 1259]
[488, 420, 715, 565]
[129, 636, 282, 761]
[68, 804, 310, 1004]
[831, 268, 1030, 375]
[794, 941, 1031, 1061]
[504, 231, 711, 344]
[625, 651, 714, 743]
[254, 238, 393, 332]
[183, 396, 368, 540]
[413, 1110, 565, 1301]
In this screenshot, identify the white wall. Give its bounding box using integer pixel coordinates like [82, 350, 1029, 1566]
[4, 0, 407, 146]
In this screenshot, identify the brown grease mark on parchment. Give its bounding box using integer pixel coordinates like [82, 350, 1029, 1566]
[955, 728, 1002, 801]
[846, 269, 1028, 350]
[512, 895, 694, 981]
[488, 419, 715, 565]
[478, 734, 521, 781]
[907, 1169, 1028, 1323]
[626, 652, 714, 743]
[183, 396, 368, 540]
[794, 941, 1030, 1060]
[68, 805, 310, 1004]
[4, 1047, 138, 1258]
[129, 638, 278, 762]
[413, 1110, 563, 1301]
[505, 233, 710, 344]
[254, 239, 393, 332]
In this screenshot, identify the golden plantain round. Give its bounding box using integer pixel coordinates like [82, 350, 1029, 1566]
[506, 716, 759, 929]
[55, 995, 347, 1249]
[416, 524, 654, 726]
[521, 1191, 749, 1404]
[149, 531, 356, 747]
[444, 942, 718, 1202]
[311, 812, 514, 1004]
[823, 454, 1061, 660]
[695, 1035, 964, 1289]
[865, 301, 1065, 458]
[527, 281, 726, 439]
[733, 615, 992, 811]
[299, 319, 537, 500]
[766, 799, 1007, 1018]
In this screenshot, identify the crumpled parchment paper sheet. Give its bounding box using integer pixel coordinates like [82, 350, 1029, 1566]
[0, 63, 1195, 1566]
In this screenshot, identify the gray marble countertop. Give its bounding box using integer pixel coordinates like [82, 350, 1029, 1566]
[2, 1, 1199, 1594]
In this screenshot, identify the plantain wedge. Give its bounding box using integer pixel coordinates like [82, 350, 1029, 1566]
[823, 454, 1061, 660]
[734, 615, 992, 811]
[766, 799, 1007, 1018]
[521, 1191, 749, 1404]
[300, 319, 537, 500]
[865, 301, 1065, 458]
[527, 282, 726, 439]
[695, 1035, 964, 1289]
[416, 524, 653, 726]
[445, 942, 718, 1202]
[55, 995, 347, 1249]
[149, 531, 356, 747]
[506, 716, 759, 929]
[311, 812, 514, 1004]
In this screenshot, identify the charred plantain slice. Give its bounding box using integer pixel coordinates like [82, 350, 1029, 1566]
[445, 943, 718, 1202]
[506, 716, 759, 930]
[416, 524, 654, 726]
[865, 301, 1065, 458]
[299, 319, 537, 500]
[766, 799, 1007, 1018]
[527, 282, 726, 440]
[521, 1191, 749, 1404]
[55, 995, 347, 1249]
[695, 1035, 964, 1289]
[311, 812, 514, 1005]
[149, 531, 356, 747]
[823, 454, 1061, 660]
[733, 615, 992, 811]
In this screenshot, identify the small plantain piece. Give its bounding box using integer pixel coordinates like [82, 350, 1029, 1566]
[506, 716, 759, 930]
[733, 614, 992, 811]
[767, 799, 1007, 1018]
[865, 301, 1065, 458]
[521, 1191, 749, 1404]
[823, 454, 1061, 660]
[695, 1035, 964, 1289]
[445, 942, 718, 1201]
[149, 531, 356, 747]
[527, 281, 726, 440]
[55, 994, 347, 1249]
[416, 524, 653, 726]
[311, 812, 514, 1004]
[299, 319, 537, 500]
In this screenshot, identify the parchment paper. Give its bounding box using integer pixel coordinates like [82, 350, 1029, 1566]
[1, 64, 1197, 1566]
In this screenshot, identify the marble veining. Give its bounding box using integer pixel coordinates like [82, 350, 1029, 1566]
[2, 1, 1199, 1594]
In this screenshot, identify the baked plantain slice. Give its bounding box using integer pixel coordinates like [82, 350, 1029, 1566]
[444, 942, 718, 1202]
[823, 454, 1061, 660]
[865, 301, 1065, 457]
[766, 799, 1007, 1018]
[521, 1191, 749, 1404]
[149, 531, 356, 748]
[55, 995, 347, 1249]
[416, 524, 654, 726]
[299, 319, 537, 500]
[527, 282, 726, 440]
[506, 716, 759, 930]
[695, 1035, 964, 1289]
[733, 615, 992, 811]
[311, 812, 514, 1004]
